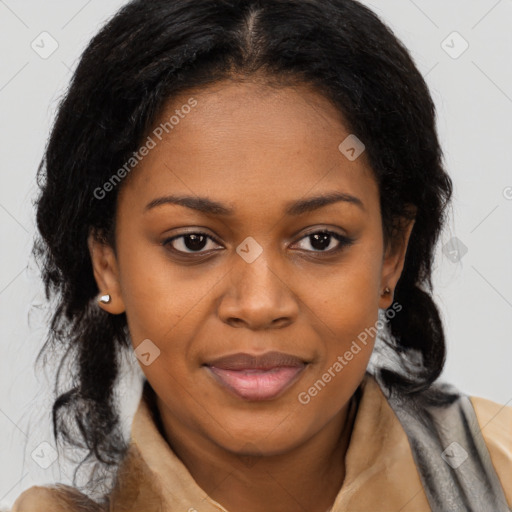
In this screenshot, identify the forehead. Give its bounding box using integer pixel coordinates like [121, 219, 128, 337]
[118, 79, 378, 218]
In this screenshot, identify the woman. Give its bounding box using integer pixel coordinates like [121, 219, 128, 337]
[12, 0, 512, 511]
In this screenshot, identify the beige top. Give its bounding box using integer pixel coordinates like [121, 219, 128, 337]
[12, 374, 512, 511]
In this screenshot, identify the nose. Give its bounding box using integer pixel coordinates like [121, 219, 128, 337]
[217, 252, 299, 330]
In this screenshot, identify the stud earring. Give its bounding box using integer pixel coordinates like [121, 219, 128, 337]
[98, 293, 112, 304]
[382, 287, 391, 296]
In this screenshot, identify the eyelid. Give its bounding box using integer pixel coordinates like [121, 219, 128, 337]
[291, 229, 354, 252]
[297, 226, 347, 239]
[162, 231, 223, 253]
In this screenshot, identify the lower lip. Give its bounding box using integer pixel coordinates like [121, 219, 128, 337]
[205, 365, 306, 401]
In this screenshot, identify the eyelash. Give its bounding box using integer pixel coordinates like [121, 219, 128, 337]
[162, 230, 355, 258]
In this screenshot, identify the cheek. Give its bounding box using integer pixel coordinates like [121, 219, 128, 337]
[117, 241, 210, 344]
[307, 266, 380, 382]
[296, 264, 380, 428]
[118, 251, 220, 404]
[325, 272, 381, 346]
[300, 238, 382, 397]
[311, 243, 383, 340]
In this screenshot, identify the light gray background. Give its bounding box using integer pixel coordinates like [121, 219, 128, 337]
[1, 0, 511, 506]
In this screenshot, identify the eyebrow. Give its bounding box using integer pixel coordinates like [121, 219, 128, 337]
[144, 191, 364, 216]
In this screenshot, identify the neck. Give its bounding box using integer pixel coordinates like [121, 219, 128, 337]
[154, 393, 359, 512]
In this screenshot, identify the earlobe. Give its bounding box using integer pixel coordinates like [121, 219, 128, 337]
[88, 231, 126, 314]
[379, 214, 415, 309]
[98, 293, 112, 304]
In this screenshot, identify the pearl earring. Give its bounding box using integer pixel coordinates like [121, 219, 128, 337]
[98, 293, 112, 304]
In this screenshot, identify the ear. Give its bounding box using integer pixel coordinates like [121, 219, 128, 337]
[379, 210, 416, 309]
[88, 230, 126, 314]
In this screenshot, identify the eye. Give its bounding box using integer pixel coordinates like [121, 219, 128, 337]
[163, 232, 222, 254]
[163, 229, 354, 258]
[294, 230, 354, 253]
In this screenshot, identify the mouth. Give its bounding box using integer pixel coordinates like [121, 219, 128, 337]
[203, 351, 308, 401]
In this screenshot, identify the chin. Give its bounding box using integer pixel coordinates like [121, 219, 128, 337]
[203, 409, 313, 455]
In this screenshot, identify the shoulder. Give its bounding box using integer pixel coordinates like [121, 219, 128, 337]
[470, 394, 512, 507]
[12, 484, 103, 512]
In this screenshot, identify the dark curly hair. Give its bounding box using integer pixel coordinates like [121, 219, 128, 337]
[33, 0, 452, 500]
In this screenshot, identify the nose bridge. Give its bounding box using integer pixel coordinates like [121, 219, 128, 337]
[235, 251, 280, 299]
[217, 242, 298, 329]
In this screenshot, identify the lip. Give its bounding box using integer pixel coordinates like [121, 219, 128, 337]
[205, 351, 307, 370]
[204, 351, 308, 401]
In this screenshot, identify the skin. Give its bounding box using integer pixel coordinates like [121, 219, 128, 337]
[89, 78, 414, 512]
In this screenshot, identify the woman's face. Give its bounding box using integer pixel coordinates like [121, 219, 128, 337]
[90, 79, 412, 456]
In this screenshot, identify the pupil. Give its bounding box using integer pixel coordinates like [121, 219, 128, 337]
[311, 233, 331, 251]
[185, 234, 207, 251]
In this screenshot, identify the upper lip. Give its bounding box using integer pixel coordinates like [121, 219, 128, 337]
[204, 351, 307, 371]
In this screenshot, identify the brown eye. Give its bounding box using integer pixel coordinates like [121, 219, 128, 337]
[164, 233, 221, 254]
[295, 231, 354, 253]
